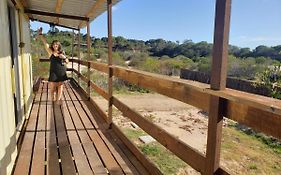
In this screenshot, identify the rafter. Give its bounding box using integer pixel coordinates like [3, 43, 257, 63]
[17, 0, 32, 19]
[25, 9, 89, 21]
[78, 0, 105, 28]
[30, 18, 79, 30]
[55, 0, 64, 24]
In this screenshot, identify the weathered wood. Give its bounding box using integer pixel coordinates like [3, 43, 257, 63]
[112, 97, 205, 173]
[46, 84, 60, 175]
[87, 22, 91, 99]
[70, 59, 109, 73]
[55, 0, 64, 24]
[205, 0, 232, 174]
[90, 61, 109, 74]
[78, 29, 81, 86]
[90, 81, 109, 100]
[112, 66, 281, 139]
[107, 0, 113, 126]
[68, 131, 93, 175]
[30, 85, 47, 175]
[13, 83, 43, 175]
[53, 104, 76, 175]
[113, 66, 210, 112]
[78, 0, 105, 28]
[30, 132, 45, 175]
[24, 9, 89, 21]
[68, 82, 141, 174]
[112, 124, 160, 175]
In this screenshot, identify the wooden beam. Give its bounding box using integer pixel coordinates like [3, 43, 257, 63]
[107, 0, 113, 126]
[30, 18, 79, 30]
[15, 0, 30, 20]
[78, 29, 81, 86]
[205, 0, 231, 175]
[79, 0, 105, 28]
[112, 66, 281, 139]
[71, 30, 75, 78]
[25, 9, 89, 21]
[111, 124, 162, 175]
[87, 22, 91, 99]
[55, 0, 64, 24]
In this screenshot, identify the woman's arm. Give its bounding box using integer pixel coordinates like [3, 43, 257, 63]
[37, 28, 52, 56]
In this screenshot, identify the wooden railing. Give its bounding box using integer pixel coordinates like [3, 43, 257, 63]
[65, 58, 281, 175]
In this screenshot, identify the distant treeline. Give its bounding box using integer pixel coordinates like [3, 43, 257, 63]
[31, 29, 281, 62]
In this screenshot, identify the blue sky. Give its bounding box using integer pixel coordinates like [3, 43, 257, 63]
[31, 0, 281, 49]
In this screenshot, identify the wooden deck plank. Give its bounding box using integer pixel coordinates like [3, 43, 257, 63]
[65, 83, 125, 174]
[67, 131, 94, 175]
[67, 87, 141, 175]
[53, 104, 76, 175]
[13, 83, 43, 175]
[14, 81, 148, 175]
[77, 130, 108, 175]
[30, 83, 48, 175]
[61, 93, 75, 130]
[46, 83, 60, 175]
[67, 83, 142, 175]
[30, 132, 45, 175]
[26, 83, 43, 131]
[36, 89, 47, 131]
[63, 85, 108, 174]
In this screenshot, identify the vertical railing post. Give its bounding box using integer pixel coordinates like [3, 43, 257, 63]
[78, 29, 81, 87]
[71, 29, 74, 78]
[87, 21, 91, 100]
[205, 0, 231, 174]
[107, 0, 113, 127]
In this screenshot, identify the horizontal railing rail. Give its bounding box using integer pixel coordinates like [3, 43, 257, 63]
[41, 57, 281, 174]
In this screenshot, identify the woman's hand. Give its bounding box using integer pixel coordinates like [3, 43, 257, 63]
[36, 27, 43, 39]
[59, 53, 66, 59]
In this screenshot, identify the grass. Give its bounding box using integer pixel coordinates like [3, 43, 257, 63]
[122, 125, 281, 175]
[221, 127, 281, 175]
[122, 128, 187, 175]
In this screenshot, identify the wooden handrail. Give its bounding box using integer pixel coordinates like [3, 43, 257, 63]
[112, 97, 206, 172]
[69, 63, 281, 139]
[68, 59, 279, 174]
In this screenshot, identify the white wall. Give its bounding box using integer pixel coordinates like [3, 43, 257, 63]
[0, 0, 33, 174]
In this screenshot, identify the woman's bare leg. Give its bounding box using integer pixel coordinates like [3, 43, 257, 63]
[50, 82, 56, 101]
[57, 82, 64, 101]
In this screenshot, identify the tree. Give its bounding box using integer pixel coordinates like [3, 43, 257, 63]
[255, 64, 281, 99]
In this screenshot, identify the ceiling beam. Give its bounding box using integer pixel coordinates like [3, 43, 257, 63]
[25, 9, 89, 21]
[30, 18, 79, 31]
[55, 0, 64, 24]
[18, 0, 32, 19]
[78, 0, 105, 28]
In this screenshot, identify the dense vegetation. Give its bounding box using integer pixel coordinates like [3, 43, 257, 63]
[31, 28, 281, 97]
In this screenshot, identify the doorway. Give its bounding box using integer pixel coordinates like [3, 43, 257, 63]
[8, 4, 22, 126]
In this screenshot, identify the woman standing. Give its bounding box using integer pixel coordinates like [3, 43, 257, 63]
[37, 27, 69, 103]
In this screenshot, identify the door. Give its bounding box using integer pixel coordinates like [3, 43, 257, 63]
[8, 4, 22, 126]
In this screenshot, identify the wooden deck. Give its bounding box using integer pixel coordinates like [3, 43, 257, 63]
[13, 81, 148, 175]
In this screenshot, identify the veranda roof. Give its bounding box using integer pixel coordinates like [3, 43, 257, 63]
[20, 0, 120, 30]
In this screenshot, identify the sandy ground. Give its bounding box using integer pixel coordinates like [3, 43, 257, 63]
[92, 93, 213, 174]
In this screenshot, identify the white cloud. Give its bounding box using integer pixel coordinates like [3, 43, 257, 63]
[112, 6, 118, 11]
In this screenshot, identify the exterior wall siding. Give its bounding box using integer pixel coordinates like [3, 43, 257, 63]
[0, 1, 33, 174]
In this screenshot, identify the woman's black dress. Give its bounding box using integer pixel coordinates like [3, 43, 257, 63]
[48, 54, 68, 82]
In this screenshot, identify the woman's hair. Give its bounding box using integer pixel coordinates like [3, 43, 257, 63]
[49, 40, 62, 52]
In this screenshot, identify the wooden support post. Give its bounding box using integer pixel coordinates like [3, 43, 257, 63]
[205, 0, 231, 174]
[87, 22, 91, 99]
[78, 29, 81, 86]
[71, 29, 74, 78]
[107, 0, 113, 126]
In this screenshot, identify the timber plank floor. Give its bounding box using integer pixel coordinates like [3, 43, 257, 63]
[13, 80, 148, 175]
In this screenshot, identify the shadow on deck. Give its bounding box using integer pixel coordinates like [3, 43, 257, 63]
[12, 80, 148, 175]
